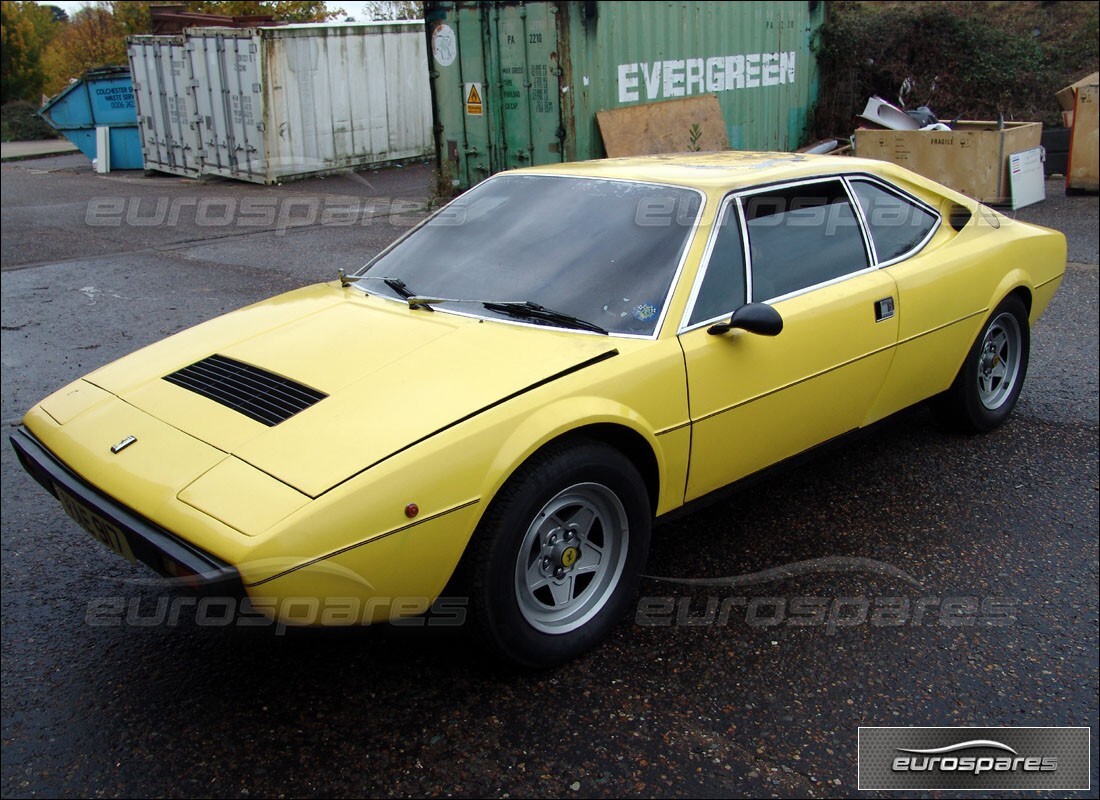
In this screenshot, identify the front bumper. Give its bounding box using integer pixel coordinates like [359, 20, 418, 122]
[11, 426, 244, 597]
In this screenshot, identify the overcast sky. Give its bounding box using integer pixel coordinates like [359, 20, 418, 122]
[37, 2, 388, 23]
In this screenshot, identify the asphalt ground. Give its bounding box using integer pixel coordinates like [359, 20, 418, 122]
[1, 156, 1097, 798]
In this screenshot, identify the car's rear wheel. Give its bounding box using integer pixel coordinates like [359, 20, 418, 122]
[933, 295, 1030, 432]
[467, 438, 651, 668]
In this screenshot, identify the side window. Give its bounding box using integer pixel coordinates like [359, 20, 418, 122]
[851, 180, 938, 263]
[688, 202, 746, 326]
[742, 180, 869, 301]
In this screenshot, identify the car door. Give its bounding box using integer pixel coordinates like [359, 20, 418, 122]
[678, 177, 900, 501]
[842, 177, 962, 424]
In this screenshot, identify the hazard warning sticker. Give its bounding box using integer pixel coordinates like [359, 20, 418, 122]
[465, 83, 483, 116]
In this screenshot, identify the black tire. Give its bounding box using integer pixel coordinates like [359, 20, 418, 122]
[466, 437, 652, 668]
[932, 295, 1030, 432]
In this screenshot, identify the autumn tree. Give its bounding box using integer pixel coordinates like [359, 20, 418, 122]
[40, 6, 127, 96]
[1, 1, 62, 103]
[38, 1, 340, 98]
[189, 2, 338, 23]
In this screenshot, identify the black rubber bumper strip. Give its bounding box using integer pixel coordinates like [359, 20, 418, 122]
[10, 426, 244, 596]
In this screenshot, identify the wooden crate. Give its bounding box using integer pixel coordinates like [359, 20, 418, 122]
[1056, 71, 1099, 112]
[1067, 84, 1099, 192]
[853, 121, 1042, 204]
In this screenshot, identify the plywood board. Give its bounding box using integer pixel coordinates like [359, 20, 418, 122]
[853, 121, 1042, 204]
[1068, 84, 1099, 191]
[1008, 147, 1045, 209]
[597, 94, 729, 157]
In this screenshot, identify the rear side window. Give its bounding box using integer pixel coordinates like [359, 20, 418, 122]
[850, 179, 938, 263]
[742, 180, 869, 301]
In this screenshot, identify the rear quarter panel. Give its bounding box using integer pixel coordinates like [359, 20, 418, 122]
[865, 183, 1066, 425]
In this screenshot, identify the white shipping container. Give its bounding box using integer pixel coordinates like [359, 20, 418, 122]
[128, 22, 433, 184]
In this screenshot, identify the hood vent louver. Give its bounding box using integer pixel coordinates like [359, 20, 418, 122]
[163, 355, 327, 426]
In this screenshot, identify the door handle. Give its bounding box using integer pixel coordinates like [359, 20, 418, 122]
[875, 296, 895, 322]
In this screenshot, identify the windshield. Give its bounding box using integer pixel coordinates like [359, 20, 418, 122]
[358, 174, 702, 336]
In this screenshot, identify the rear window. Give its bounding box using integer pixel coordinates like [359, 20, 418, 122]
[850, 179, 938, 263]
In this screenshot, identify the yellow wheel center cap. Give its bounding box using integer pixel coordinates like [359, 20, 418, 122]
[560, 545, 579, 568]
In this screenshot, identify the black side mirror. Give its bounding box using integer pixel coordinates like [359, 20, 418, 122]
[707, 303, 784, 337]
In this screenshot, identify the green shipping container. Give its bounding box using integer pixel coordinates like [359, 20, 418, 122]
[425, 0, 825, 188]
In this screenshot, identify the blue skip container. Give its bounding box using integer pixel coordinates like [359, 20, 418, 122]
[39, 66, 144, 170]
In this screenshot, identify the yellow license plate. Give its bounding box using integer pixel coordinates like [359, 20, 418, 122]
[55, 485, 137, 563]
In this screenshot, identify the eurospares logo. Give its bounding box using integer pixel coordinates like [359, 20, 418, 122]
[893, 739, 1057, 774]
[858, 727, 1090, 790]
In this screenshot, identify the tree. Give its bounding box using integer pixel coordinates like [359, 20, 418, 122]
[190, 2, 340, 23]
[362, 1, 423, 22]
[1, 1, 61, 103]
[42, 5, 68, 24]
[41, 6, 127, 96]
[38, 1, 342, 98]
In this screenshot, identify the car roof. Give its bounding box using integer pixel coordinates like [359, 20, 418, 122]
[513, 151, 918, 192]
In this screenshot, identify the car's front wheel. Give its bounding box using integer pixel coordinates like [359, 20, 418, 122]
[933, 294, 1030, 432]
[467, 438, 651, 668]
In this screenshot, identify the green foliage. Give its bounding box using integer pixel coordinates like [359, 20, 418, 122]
[687, 122, 703, 152]
[41, 6, 128, 97]
[38, 1, 342, 99]
[1, 1, 63, 103]
[812, 1, 1100, 138]
[0, 99, 60, 141]
[190, 1, 339, 23]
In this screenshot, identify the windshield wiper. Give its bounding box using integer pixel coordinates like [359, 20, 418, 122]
[483, 301, 608, 335]
[346, 274, 434, 310]
[381, 277, 415, 299]
[406, 295, 607, 334]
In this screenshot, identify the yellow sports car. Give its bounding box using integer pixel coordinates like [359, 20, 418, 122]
[11, 152, 1065, 666]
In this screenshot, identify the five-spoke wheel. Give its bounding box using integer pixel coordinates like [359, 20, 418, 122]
[467, 438, 651, 667]
[934, 294, 1030, 432]
[514, 482, 630, 635]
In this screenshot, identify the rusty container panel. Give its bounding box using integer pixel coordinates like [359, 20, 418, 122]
[426, 1, 825, 189]
[257, 22, 434, 183]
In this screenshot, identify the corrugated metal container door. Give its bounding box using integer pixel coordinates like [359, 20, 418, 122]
[429, 3, 564, 187]
[188, 30, 266, 180]
[263, 22, 432, 182]
[128, 35, 203, 177]
[491, 4, 564, 169]
[427, 1, 824, 188]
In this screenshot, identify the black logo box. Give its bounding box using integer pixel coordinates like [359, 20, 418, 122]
[858, 727, 1091, 791]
